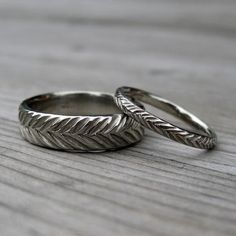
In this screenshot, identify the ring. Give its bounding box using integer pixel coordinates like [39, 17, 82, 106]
[19, 91, 144, 152]
[115, 87, 217, 149]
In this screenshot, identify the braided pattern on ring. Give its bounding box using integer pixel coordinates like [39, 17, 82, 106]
[115, 91, 216, 149]
[19, 107, 144, 152]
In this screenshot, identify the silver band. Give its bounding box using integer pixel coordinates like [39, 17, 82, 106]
[115, 87, 217, 149]
[19, 91, 144, 152]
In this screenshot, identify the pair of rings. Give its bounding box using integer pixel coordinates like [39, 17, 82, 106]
[19, 87, 217, 152]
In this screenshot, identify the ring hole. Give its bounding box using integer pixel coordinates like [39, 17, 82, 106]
[27, 93, 122, 116]
[135, 94, 208, 136]
[143, 103, 202, 133]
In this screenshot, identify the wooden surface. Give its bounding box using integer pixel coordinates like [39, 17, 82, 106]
[0, 0, 236, 235]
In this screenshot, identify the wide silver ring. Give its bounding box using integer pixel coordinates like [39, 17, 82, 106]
[115, 87, 217, 149]
[19, 91, 144, 152]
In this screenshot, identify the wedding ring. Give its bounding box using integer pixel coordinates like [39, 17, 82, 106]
[19, 91, 144, 152]
[115, 87, 217, 149]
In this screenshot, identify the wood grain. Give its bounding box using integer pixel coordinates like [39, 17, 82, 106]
[0, 0, 236, 235]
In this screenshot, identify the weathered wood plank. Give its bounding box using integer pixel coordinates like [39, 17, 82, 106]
[0, 0, 236, 236]
[0, 0, 236, 36]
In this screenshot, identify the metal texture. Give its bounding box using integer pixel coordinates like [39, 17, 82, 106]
[115, 87, 217, 149]
[19, 91, 144, 152]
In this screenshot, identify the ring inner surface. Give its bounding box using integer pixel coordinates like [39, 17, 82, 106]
[126, 88, 209, 136]
[27, 93, 121, 116]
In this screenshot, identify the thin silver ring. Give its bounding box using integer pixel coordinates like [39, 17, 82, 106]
[115, 87, 217, 149]
[19, 91, 144, 152]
